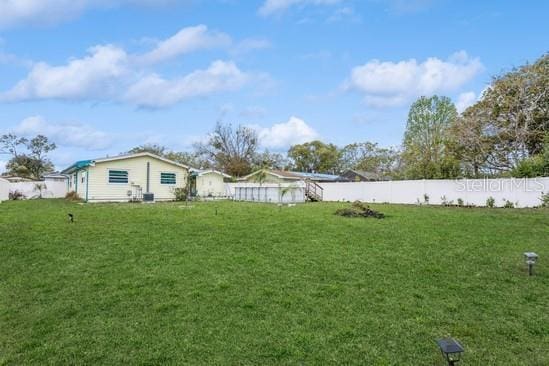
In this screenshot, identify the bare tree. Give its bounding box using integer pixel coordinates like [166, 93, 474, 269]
[0, 134, 28, 158]
[195, 122, 258, 177]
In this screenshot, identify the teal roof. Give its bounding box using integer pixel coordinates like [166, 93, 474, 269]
[61, 160, 94, 174]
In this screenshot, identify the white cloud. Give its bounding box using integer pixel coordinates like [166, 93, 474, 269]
[259, 0, 342, 16]
[231, 38, 271, 56]
[125, 60, 251, 108]
[2, 45, 128, 101]
[1, 26, 262, 107]
[0, 0, 181, 29]
[255, 116, 319, 149]
[326, 6, 360, 23]
[138, 25, 231, 64]
[455, 91, 476, 113]
[345, 51, 483, 108]
[14, 116, 113, 150]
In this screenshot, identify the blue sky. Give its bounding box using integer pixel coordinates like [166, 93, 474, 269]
[0, 0, 547, 172]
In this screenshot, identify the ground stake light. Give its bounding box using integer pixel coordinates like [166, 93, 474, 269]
[437, 338, 464, 366]
[523, 252, 538, 276]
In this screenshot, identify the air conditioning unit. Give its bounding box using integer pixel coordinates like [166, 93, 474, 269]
[143, 193, 155, 202]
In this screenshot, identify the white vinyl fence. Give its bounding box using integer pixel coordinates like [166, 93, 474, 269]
[9, 180, 67, 199]
[319, 177, 549, 208]
[0, 178, 8, 202]
[227, 183, 305, 204]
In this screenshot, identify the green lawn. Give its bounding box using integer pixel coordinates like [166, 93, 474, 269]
[1, 200, 548, 365]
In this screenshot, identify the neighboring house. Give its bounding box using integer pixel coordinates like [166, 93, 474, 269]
[190, 169, 231, 198]
[238, 169, 341, 183]
[61, 152, 189, 202]
[0, 177, 8, 202]
[2, 176, 35, 183]
[340, 170, 383, 182]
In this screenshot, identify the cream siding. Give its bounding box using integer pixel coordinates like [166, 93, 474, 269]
[196, 172, 226, 197]
[86, 155, 188, 202]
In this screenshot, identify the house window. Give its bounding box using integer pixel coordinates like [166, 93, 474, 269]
[161, 172, 176, 185]
[109, 170, 128, 184]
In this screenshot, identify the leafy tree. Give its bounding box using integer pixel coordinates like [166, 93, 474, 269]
[252, 150, 288, 170]
[164, 151, 211, 169]
[402, 95, 460, 179]
[6, 155, 54, 179]
[195, 122, 258, 177]
[512, 134, 549, 177]
[450, 101, 494, 177]
[288, 140, 340, 173]
[340, 142, 400, 178]
[2, 134, 56, 179]
[27, 135, 56, 162]
[469, 54, 548, 172]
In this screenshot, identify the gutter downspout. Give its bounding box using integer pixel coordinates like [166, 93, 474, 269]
[146, 162, 150, 193]
[85, 168, 89, 202]
[75, 171, 78, 193]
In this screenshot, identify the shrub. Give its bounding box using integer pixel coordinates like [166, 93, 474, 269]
[173, 187, 189, 201]
[335, 201, 385, 219]
[540, 192, 549, 208]
[440, 195, 454, 206]
[503, 199, 515, 209]
[33, 183, 47, 199]
[486, 196, 495, 208]
[9, 190, 25, 200]
[423, 194, 430, 204]
[512, 155, 546, 177]
[65, 191, 82, 201]
[457, 198, 464, 207]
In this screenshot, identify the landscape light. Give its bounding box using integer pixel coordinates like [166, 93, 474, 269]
[523, 252, 539, 276]
[436, 338, 464, 366]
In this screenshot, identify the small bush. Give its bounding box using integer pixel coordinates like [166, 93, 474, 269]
[486, 196, 495, 208]
[335, 201, 385, 219]
[173, 187, 189, 201]
[540, 192, 549, 208]
[503, 199, 515, 209]
[423, 194, 430, 204]
[457, 198, 464, 207]
[65, 191, 82, 201]
[9, 190, 25, 200]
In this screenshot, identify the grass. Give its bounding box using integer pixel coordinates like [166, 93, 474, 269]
[1, 199, 548, 365]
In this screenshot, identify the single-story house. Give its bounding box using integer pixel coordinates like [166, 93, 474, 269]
[0, 177, 9, 202]
[190, 169, 231, 198]
[340, 170, 384, 182]
[61, 152, 189, 202]
[44, 172, 68, 183]
[238, 169, 341, 183]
